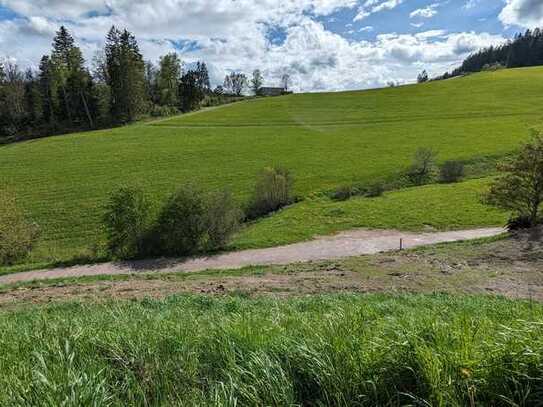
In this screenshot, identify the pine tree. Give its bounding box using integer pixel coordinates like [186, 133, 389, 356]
[105, 27, 147, 122]
[38, 55, 55, 125]
[49, 26, 94, 127]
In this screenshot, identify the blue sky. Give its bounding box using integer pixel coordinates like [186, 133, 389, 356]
[0, 0, 541, 91]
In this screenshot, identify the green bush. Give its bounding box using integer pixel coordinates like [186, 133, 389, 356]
[331, 182, 384, 201]
[154, 185, 208, 256]
[247, 167, 294, 219]
[103, 187, 152, 259]
[439, 160, 465, 183]
[407, 148, 437, 185]
[150, 105, 179, 117]
[0, 191, 39, 265]
[204, 190, 243, 251]
[366, 182, 385, 197]
[330, 185, 355, 201]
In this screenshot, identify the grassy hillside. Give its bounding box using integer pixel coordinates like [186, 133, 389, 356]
[1, 67, 541, 266]
[1, 294, 542, 405]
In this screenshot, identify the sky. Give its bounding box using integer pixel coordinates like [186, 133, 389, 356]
[0, 0, 542, 92]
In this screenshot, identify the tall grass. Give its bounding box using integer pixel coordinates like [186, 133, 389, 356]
[1, 294, 542, 406]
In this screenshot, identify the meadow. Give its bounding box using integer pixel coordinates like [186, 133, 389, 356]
[1, 67, 541, 267]
[1, 293, 542, 406]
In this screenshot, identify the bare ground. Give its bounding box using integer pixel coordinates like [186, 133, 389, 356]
[1, 229, 542, 308]
[0, 227, 504, 285]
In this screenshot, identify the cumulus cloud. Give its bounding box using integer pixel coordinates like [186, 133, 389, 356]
[499, 0, 543, 28]
[0, 0, 507, 91]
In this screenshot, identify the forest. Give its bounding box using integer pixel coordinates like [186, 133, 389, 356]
[0, 26, 244, 144]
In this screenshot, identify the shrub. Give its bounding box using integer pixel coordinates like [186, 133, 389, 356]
[150, 105, 179, 117]
[331, 185, 355, 201]
[366, 182, 385, 197]
[103, 187, 152, 259]
[204, 190, 243, 251]
[407, 148, 437, 185]
[247, 167, 294, 219]
[154, 185, 208, 256]
[330, 182, 384, 201]
[484, 133, 543, 228]
[0, 191, 39, 265]
[439, 160, 465, 183]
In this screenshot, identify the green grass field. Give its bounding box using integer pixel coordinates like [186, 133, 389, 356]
[1, 294, 542, 405]
[1, 67, 541, 267]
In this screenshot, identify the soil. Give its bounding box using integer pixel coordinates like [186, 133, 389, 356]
[0, 227, 504, 286]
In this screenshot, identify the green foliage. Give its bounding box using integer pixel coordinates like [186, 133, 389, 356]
[407, 147, 438, 185]
[149, 105, 178, 117]
[1, 294, 542, 405]
[330, 182, 385, 201]
[204, 190, 243, 251]
[153, 185, 207, 256]
[251, 69, 264, 95]
[247, 167, 294, 219]
[485, 134, 543, 228]
[105, 26, 147, 123]
[0, 191, 39, 265]
[103, 187, 151, 259]
[156, 53, 181, 107]
[440, 160, 465, 183]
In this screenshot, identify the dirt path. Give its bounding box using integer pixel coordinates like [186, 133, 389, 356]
[0, 228, 504, 286]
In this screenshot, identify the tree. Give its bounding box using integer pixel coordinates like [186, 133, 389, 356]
[49, 26, 94, 127]
[0, 62, 27, 138]
[179, 70, 203, 112]
[38, 55, 55, 125]
[144, 60, 158, 103]
[194, 62, 210, 92]
[105, 26, 147, 123]
[103, 187, 151, 259]
[24, 69, 43, 124]
[485, 134, 543, 228]
[251, 69, 264, 95]
[417, 70, 429, 83]
[281, 73, 291, 91]
[223, 72, 247, 96]
[407, 148, 437, 185]
[156, 53, 181, 107]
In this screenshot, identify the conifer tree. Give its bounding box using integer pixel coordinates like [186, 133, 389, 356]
[105, 27, 147, 122]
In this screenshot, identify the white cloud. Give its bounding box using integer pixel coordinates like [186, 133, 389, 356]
[354, 0, 404, 21]
[499, 0, 543, 28]
[0, 0, 507, 92]
[410, 3, 440, 19]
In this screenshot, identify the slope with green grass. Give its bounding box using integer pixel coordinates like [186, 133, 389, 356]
[0, 67, 541, 267]
[1, 294, 542, 405]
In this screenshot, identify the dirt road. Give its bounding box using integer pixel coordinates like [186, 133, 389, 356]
[0, 228, 504, 285]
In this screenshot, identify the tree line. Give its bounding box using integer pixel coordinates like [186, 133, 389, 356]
[0, 26, 251, 144]
[436, 28, 543, 80]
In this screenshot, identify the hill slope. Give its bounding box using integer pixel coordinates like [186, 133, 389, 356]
[1, 67, 541, 267]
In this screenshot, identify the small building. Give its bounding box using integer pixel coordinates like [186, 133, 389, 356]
[259, 87, 287, 97]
